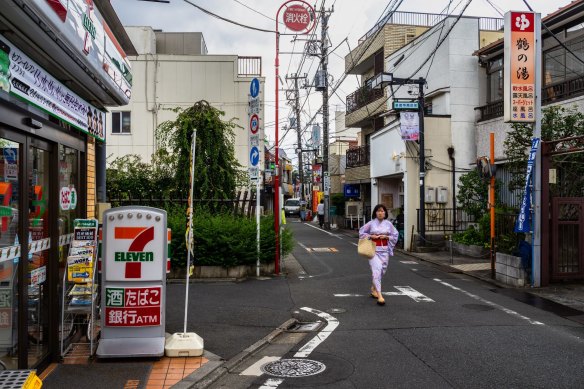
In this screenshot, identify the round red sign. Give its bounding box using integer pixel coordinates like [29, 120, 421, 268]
[283, 4, 312, 32]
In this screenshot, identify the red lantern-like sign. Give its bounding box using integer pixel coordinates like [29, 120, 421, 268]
[283, 4, 312, 32]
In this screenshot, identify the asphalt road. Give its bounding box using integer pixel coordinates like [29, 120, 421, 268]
[167, 219, 584, 388]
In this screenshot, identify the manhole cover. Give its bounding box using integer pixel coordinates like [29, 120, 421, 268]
[462, 303, 495, 311]
[327, 308, 346, 314]
[261, 358, 326, 377]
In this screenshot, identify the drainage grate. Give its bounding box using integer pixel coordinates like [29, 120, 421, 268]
[261, 358, 326, 377]
[288, 321, 323, 332]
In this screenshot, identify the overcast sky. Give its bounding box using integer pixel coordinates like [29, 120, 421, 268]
[111, 0, 563, 158]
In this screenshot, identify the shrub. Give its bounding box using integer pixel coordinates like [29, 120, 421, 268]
[452, 225, 487, 247]
[167, 206, 294, 269]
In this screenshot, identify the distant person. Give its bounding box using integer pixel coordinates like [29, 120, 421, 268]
[317, 199, 324, 228]
[359, 204, 399, 306]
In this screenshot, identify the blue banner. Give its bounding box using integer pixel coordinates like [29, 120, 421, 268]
[515, 138, 540, 233]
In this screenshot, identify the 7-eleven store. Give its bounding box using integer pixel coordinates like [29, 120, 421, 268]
[0, 0, 135, 370]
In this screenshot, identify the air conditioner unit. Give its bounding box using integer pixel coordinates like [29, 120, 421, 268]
[345, 201, 363, 217]
[436, 186, 448, 204]
[314, 70, 326, 91]
[425, 186, 435, 204]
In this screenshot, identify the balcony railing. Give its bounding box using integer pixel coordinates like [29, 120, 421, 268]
[476, 100, 504, 122]
[346, 145, 370, 168]
[238, 56, 261, 76]
[346, 84, 384, 114]
[543, 75, 584, 105]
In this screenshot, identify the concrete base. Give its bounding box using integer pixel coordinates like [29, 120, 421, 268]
[165, 332, 204, 357]
[496, 252, 529, 287]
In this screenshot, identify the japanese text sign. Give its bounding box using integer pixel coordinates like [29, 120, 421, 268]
[504, 11, 540, 123]
[105, 286, 161, 327]
[283, 3, 314, 32]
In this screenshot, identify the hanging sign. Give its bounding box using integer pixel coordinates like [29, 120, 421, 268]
[399, 111, 419, 141]
[504, 11, 539, 123]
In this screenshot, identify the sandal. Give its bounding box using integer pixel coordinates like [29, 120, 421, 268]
[377, 296, 385, 306]
[370, 287, 379, 299]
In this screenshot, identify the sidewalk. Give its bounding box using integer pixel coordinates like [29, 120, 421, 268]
[338, 227, 584, 314]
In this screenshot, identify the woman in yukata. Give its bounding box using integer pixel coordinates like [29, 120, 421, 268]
[359, 204, 399, 305]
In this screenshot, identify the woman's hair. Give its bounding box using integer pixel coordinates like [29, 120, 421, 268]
[372, 204, 389, 219]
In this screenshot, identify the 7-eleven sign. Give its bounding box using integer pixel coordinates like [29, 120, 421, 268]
[104, 208, 167, 281]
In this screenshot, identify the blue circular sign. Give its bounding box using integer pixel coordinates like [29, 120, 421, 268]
[249, 146, 260, 166]
[250, 78, 260, 98]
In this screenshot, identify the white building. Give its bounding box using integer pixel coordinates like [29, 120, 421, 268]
[106, 26, 265, 179]
[371, 16, 502, 248]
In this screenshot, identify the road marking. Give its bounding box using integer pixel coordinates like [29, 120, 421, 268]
[259, 307, 338, 388]
[400, 260, 418, 264]
[334, 286, 434, 302]
[304, 223, 345, 239]
[241, 356, 281, 376]
[434, 278, 544, 325]
[258, 378, 285, 388]
[305, 247, 338, 253]
[294, 307, 339, 358]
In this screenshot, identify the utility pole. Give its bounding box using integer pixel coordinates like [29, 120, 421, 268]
[320, 3, 333, 229]
[286, 73, 307, 200]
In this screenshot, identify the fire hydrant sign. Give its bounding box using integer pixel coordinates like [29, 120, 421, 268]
[105, 286, 161, 327]
[97, 206, 167, 359]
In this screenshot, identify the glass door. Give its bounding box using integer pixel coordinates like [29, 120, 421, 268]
[27, 143, 50, 366]
[0, 138, 20, 369]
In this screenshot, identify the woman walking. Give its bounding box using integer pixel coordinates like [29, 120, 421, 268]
[359, 204, 399, 305]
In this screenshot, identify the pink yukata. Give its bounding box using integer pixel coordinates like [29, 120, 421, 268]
[359, 219, 399, 293]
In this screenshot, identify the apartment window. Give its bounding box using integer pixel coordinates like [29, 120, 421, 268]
[111, 111, 131, 134]
[487, 57, 503, 103]
[544, 35, 584, 86]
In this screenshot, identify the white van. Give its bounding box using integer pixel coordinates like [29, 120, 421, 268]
[284, 198, 301, 216]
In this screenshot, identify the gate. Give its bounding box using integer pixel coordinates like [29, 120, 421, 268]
[551, 198, 584, 280]
[542, 136, 584, 284]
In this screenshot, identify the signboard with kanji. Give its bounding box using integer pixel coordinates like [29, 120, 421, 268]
[504, 11, 540, 123]
[97, 206, 167, 358]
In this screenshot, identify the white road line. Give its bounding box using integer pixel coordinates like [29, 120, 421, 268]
[304, 223, 344, 239]
[434, 278, 545, 326]
[294, 307, 339, 358]
[394, 286, 435, 302]
[400, 260, 419, 264]
[258, 378, 284, 388]
[240, 356, 281, 376]
[298, 242, 309, 251]
[334, 286, 433, 302]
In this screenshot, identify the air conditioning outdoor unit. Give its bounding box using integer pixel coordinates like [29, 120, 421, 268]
[436, 186, 448, 204]
[425, 186, 435, 204]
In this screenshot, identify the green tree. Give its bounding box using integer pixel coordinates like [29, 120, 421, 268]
[504, 105, 584, 192]
[156, 100, 247, 201]
[106, 154, 155, 198]
[456, 169, 489, 220]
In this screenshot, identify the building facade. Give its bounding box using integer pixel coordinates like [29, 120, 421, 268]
[106, 27, 265, 189]
[345, 12, 503, 249]
[0, 0, 134, 370]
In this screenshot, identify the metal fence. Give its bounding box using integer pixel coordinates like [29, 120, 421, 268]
[107, 190, 261, 218]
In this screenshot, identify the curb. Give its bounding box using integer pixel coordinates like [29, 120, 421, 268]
[178, 318, 298, 389]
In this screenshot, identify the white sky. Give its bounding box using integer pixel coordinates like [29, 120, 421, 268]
[111, 0, 563, 160]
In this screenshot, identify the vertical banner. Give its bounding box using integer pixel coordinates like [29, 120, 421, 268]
[504, 11, 537, 123]
[515, 138, 540, 233]
[399, 111, 419, 141]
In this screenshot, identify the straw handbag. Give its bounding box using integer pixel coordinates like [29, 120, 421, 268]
[358, 238, 375, 259]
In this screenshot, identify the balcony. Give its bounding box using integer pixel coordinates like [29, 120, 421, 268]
[238, 56, 261, 77]
[347, 84, 384, 114]
[543, 75, 584, 105]
[475, 100, 503, 122]
[346, 145, 370, 168]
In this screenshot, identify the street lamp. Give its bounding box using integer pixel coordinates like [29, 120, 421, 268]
[373, 72, 427, 244]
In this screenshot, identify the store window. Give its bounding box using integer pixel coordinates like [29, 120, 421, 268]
[111, 111, 131, 134]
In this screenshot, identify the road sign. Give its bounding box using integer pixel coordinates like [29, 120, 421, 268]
[250, 78, 260, 98]
[393, 100, 419, 110]
[283, 3, 314, 32]
[250, 146, 260, 166]
[250, 135, 260, 147]
[250, 114, 259, 134]
[249, 167, 259, 180]
[248, 97, 260, 115]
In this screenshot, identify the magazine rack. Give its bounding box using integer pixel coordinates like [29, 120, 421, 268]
[60, 219, 99, 358]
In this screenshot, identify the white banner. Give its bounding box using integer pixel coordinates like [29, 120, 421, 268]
[0, 34, 105, 141]
[399, 111, 419, 141]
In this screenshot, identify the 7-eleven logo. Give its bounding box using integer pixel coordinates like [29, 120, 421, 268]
[114, 226, 154, 279]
